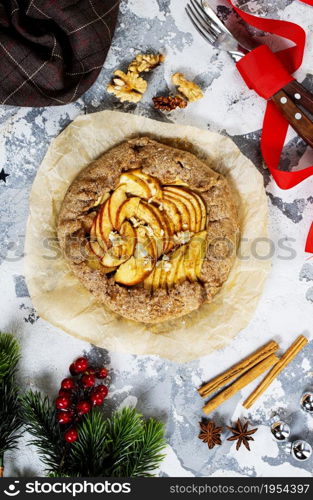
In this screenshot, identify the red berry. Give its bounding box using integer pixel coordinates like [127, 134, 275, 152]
[64, 428, 78, 443]
[90, 391, 104, 406]
[81, 374, 95, 388]
[73, 357, 88, 373]
[58, 389, 72, 398]
[61, 378, 75, 390]
[56, 395, 71, 410]
[57, 411, 73, 425]
[97, 368, 108, 379]
[69, 363, 77, 376]
[76, 400, 91, 415]
[96, 384, 108, 398]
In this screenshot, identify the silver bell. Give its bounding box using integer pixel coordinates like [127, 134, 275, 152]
[290, 440, 312, 462]
[271, 421, 290, 442]
[300, 392, 313, 414]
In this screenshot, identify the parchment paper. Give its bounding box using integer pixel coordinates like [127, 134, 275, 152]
[25, 110, 270, 362]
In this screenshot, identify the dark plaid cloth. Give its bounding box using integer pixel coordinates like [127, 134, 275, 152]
[0, 0, 120, 106]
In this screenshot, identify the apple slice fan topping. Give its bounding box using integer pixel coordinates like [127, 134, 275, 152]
[87, 169, 207, 290]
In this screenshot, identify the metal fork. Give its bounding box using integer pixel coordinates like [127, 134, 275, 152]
[186, 0, 313, 148]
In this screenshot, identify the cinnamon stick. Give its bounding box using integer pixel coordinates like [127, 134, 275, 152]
[203, 353, 279, 415]
[198, 340, 279, 398]
[243, 335, 307, 409]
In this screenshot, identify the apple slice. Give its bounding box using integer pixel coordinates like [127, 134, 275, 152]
[137, 201, 165, 257]
[86, 258, 116, 274]
[101, 221, 136, 267]
[163, 192, 190, 231]
[184, 231, 207, 281]
[175, 248, 187, 285]
[108, 185, 127, 228]
[161, 198, 182, 233]
[194, 231, 207, 278]
[93, 191, 110, 207]
[159, 259, 169, 289]
[177, 187, 207, 231]
[99, 200, 114, 247]
[165, 186, 202, 232]
[161, 210, 175, 252]
[191, 191, 207, 231]
[114, 226, 156, 286]
[116, 197, 141, 230]
[143, 268, 154, 290]
[152, 265, 163, 290]
[89, 218, 106, 258]
[166, 246, 185, 289]
[143, 201, 171, 254]
[95, 211, 107, 250]
[131, 169, 163, 200]
[163, 187, 197, 232]
[120, 171, 151, 199]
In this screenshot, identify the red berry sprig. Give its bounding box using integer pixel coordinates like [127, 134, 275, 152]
[55, 356, 109, 442]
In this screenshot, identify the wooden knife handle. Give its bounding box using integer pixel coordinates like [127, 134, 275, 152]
[283, 80, 313, 116]
[271, 90, 313, 149]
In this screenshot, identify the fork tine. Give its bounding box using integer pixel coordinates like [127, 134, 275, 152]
[200, 0, 233, 37]
[186, 5, 216, 45]
[190, 0, 222, 36]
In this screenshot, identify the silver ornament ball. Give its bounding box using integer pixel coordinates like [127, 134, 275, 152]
[300, 392, 313, 414]
[271, 421, 290, 442]
[290, 440, 312, 462]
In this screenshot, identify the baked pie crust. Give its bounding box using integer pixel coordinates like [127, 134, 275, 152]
[57, 137, 239, 323]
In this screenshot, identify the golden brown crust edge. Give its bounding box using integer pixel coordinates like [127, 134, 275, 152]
[57, 136, 239, 323]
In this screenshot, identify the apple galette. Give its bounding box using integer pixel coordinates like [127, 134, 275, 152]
[57, 137, 239, 323]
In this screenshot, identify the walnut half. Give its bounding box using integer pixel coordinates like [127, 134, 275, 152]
[152, 95, 187, 111]
[172, 72, 203, 102]
[128, 53, 165, 74]
[107, 70, 147, 103]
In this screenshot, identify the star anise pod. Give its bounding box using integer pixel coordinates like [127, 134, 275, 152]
[199, 420, 223, 449]
[227, 419, 258, 451]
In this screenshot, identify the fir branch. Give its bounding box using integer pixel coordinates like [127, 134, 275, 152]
[67, 410, 110, 477]
[22, 392, 66, 475]
[125, 418, 166, 477]
[0, 376, 23, 458]
[104, 408, 166, 477]
[22, 392, 166, 478]
[0, 332, 20, 380]
[0, 333, 23, 475]
[104, 407, 144, 476]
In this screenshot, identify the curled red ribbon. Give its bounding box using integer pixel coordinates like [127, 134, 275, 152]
[226, 0, 313, 252]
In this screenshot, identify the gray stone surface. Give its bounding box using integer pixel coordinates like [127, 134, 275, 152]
[1, 0, 313, 477]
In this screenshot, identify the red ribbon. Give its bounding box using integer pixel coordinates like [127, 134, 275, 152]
[226, 0, 313, 253]
[236, 45, 295, 100]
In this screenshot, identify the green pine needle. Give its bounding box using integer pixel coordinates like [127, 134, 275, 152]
[0, 333, 20, 380]
[22, 392, 66, 475]
[104, 407, 166, 477]
[0, 333, 23, 467]
[68, 410, 111, 477]
[128, 418, 167, 477]
[0, 376, 23, 459]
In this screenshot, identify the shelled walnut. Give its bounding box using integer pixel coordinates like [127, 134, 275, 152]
[128, 53, 165, 74]
[153, 95, 187, 111]
[107, 70, 147, 103]
[107, 53, 165, 104]
[172, 72, 203, 102]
